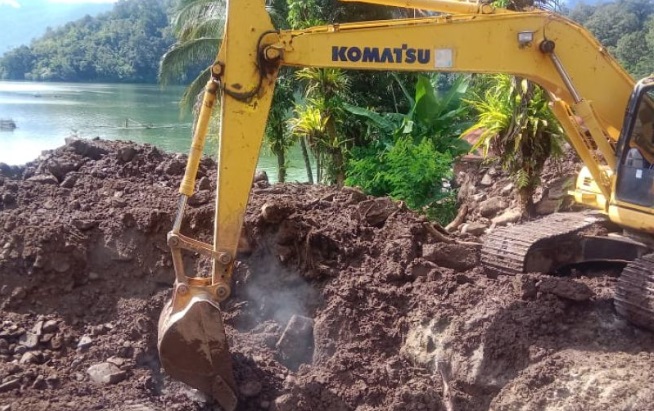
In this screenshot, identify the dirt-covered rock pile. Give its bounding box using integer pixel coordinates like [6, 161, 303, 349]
[449, 146, 582, 236]
[1, 138, 653, 411]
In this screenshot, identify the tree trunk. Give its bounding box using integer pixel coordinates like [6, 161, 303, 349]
[300, 137, 314, 184]
[276, 150, 286, 183]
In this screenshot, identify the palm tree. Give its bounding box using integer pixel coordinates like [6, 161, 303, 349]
[292, 68, 351, 185]
[265, 73, 296, 182]
[159, 0, 225, 111]
[464, 75, 565, 211]
[462, 0, 567, 213]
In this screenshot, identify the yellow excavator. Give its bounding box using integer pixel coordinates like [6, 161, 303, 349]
[156, 0, 654, 409]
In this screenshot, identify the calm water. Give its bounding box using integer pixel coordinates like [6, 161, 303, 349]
[0, 81, 308, 182]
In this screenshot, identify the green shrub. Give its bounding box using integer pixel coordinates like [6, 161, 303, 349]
[347, 136, 453, 212]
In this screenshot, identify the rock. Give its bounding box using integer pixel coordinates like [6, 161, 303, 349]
[10, 287, 26, 302]
[422, 243, 479, 272]
[254, 170, 269, 183]
[187, 190, 212, 207]
[50, 254, 71, 273]
[461, 222, 487, 236]
[501, 183, 514, 196]
[72, 219, 99, 231]
[89, 272, 101, 281]
[0, 379, 20, 393]
[42, 320, 59, 333]
[19, 351, 41, 364]
[537, 278, 594, 302]
[31, 375, 47, 390]
[32, 321, 44, 336]
[164, 159, 185, 176]
[535, 198, 562, 215]
[77, 335, 93, 349]
[492, 208, 522, 226]
[118, 146, 138, 163]
[261, 202, 293, 224]
[409, 260, 439, 279]
[513, 275, 538, 300]
[46, 374, 60, 388]
[45, 160, 77, 182]
[1, 192, 15, 205]
[18, 333, 39, 349]
[66, 138, 109, 160]
[273, 394, 295, 411]
[60, 172, 80, 189]
[198, 176, 211, 191]
[341, 186, 367, 203]
[546, 176, 573, 200]
[276, 315, 314, 370]
[239, 380, 263, 397]
[111, 197, 127, 208]
[478, 197, 506, 218]
[43, 199, 57, 210]
[358, 197, 397, 227]
[480, 173, 493, 186]
[27, 174, 59, 185]
[87, 362, 126, 385]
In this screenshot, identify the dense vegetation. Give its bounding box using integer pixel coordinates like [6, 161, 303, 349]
[569, 0, 654, 78]
[0, 0, 174, 82]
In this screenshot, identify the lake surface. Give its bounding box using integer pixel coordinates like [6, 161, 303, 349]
[0, 81, 308, 182]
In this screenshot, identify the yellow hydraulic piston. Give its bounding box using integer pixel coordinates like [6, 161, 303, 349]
[157, 0, 279, 409]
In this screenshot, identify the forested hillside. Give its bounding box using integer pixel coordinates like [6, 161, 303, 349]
[0, 0, 652, 83]
[0, 0, 174, 83]
[568, 0, 653, 78]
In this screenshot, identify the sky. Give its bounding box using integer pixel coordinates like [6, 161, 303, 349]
[0, 0, 118, 51]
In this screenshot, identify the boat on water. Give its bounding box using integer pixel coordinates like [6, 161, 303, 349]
[0, 119, 17, 131]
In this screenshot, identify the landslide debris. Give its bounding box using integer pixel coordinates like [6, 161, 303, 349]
[0, 138, 652, 411]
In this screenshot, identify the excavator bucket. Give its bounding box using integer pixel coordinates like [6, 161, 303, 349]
[158, 285, 237, 411]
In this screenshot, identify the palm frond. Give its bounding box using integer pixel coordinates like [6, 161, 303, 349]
[180, 66, 212, 113]
[173, 0, 226, 38]
[159, 37, 220, 86]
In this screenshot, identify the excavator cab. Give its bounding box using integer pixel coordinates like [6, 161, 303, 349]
[615, 78, 654, 209]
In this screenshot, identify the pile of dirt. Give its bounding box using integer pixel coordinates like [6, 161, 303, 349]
[451, 144, 582, 235]
[1, 138, 653, 411]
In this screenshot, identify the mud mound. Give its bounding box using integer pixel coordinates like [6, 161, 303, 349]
[1, 139, 653, 411]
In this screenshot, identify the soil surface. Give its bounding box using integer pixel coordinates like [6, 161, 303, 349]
[1, 138, 653, 411]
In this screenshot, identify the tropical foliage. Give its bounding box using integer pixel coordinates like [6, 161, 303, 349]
[158, 0, 225, 110]
[346, 74, 470, 217]
[464, 75, 565, 210]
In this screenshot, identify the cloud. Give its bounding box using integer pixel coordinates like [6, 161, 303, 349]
[0, 0, 20, 8]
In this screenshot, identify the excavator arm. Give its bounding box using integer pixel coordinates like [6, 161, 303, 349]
[157, 1, 638, 409]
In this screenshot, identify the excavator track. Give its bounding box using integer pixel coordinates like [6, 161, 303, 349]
[615, 254, 654, 331]
[482, 212, 608, 277]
